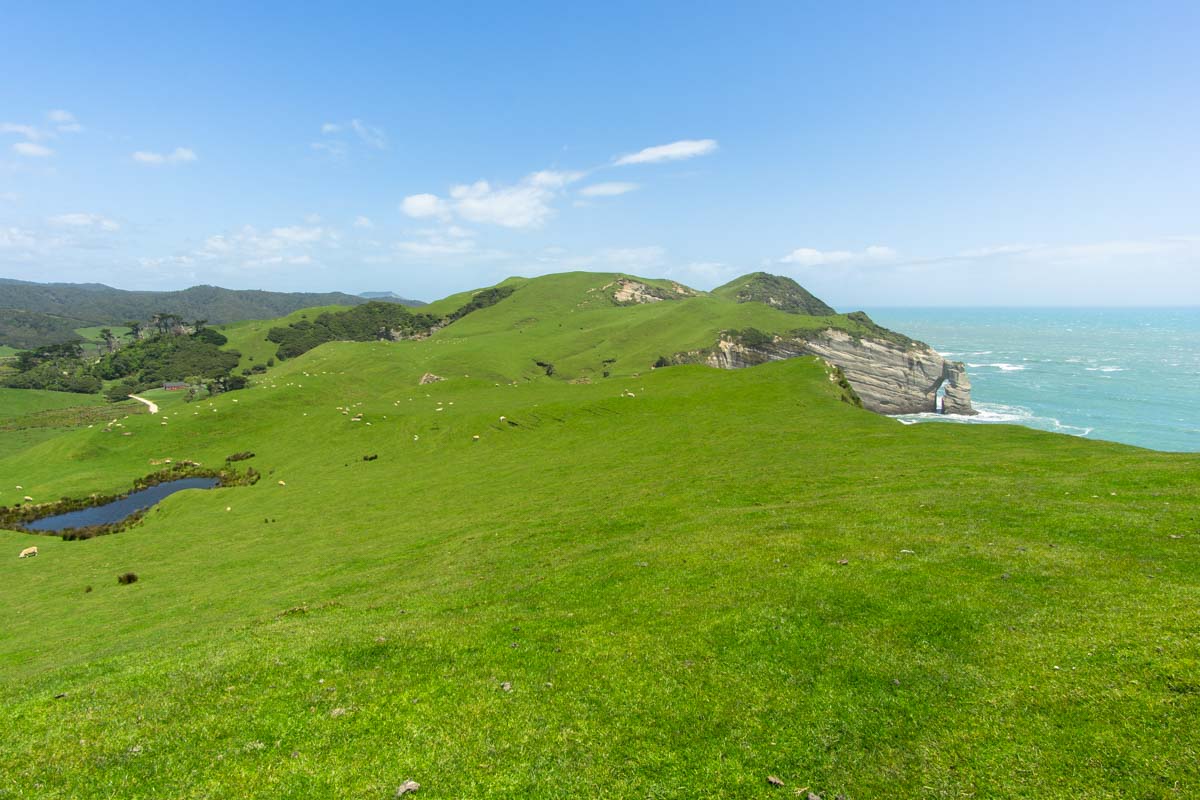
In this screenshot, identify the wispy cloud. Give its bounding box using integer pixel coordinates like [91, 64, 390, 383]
[403, 170, 584, 229]
[13, 141, 53, 158]
[313, 118, 387, 157]
[1, 123, 43, 140]
[780, 245, 896, 266]
[47, 110, 82, 133]
[579, 181, 639, 197]
[614, 139, 718, 166]
[195, 223, 332, 269]
[133, 147, 197, 165]
[49, 213, 120, 232]
[353, 216, 374, 229]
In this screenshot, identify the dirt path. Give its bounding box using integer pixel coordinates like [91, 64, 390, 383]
[129, 394, 159, 414]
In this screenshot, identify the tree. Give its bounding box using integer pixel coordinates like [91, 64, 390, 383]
[126, 321, 142, 341]
[99, 328, 118, 354]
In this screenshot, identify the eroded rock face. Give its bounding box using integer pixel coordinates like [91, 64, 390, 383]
[610, 279, 694, 305]
[706, 328, 975, 415]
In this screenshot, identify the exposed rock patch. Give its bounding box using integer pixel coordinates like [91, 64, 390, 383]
[706, 329, 975, 415]
[418, 372, 444, 385]
[610, 279, 694, 305]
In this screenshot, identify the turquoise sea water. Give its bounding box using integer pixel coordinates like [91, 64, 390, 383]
[864, 308, 1200, 453]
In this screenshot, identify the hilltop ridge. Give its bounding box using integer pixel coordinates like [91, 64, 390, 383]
[0, 279, 423, 350]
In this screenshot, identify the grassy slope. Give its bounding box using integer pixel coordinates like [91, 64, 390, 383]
[0, 274, 1197, 799]
[218, 305, 352, 370]
[0, 388, 128, 463]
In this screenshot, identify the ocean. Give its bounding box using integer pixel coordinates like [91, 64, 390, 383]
[863, 307, 1200, 453]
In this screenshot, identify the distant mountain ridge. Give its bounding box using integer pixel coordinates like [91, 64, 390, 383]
[0, 278, 423, 349]
[358, 291, 424, 304]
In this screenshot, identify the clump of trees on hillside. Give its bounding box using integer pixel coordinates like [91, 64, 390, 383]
[266, 288, 515, 361]
[3, 313, 244, 399]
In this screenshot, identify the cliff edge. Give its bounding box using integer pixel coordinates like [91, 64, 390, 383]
[703, 274, 975, 415]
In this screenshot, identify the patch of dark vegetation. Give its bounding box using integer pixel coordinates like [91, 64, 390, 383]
[843, 311, 922, 349]
[534, 360, 555, 377]
[730, 327, 775, 348]
[0, 309, 87, 350]
[4, 317, 247, 397]
[0, 463, 260, 540]
[2, 343, 100, 393]
[117, 572, 138, 585]
[717, 272, 836, 316]
[362, 454, 378, 461]
[225, 451, 256, 463]
[831, 365, 863, 407]
[267, 287, 515, 361]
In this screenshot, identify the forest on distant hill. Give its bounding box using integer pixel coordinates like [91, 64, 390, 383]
[0, 279, 423, 349]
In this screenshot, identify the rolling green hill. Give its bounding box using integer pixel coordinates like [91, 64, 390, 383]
[0, 272, 1196, 798]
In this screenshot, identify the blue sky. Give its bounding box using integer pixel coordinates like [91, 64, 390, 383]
[1, 1, 1197, 306]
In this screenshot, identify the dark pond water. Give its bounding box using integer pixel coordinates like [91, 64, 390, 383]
[24, 477, 220, 532]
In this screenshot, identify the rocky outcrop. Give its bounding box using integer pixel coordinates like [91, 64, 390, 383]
[609, 279, 695, 305]
[418, 372, 444, 385]
[706, 328, 975, 415]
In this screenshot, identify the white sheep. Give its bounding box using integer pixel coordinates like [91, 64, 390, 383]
[19, 546, 38, 558]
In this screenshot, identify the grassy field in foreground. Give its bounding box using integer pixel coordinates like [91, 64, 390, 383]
[0, 273, 1197, 799]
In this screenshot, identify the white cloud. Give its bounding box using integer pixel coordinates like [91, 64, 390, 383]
[49, 213, 120, 232]
[133, 147, 197, 165]
[0, 226, 39, 249]
[47, 110, 82, 133]
[396, 238, 476, 256]
[348, 119, 386, 149]
[1, 123, 42, 140]
[195, 225, 327, 269]
[614, 139, 718, 166]
[780, 245, 896, 266]
[353, 215, 374, 229]
[401, 193, 451, 220]
[269, 225, 325, 243]
[580, 181, 639, 197]
[314, 118, 387, 156]
[449, 180, 555, 228]
[402, 169, 590, 231]
[13, 141, 53, 157]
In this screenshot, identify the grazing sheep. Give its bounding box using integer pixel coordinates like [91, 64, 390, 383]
[19, 546, 38, 558]
[23, 496, 33, 502]
[278, 480, 287, 486]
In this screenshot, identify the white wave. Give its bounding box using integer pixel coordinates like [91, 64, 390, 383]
[1085, 366, 1124, 372]
[967, 362, 1027, 372]
[891, 402, 1092, 438]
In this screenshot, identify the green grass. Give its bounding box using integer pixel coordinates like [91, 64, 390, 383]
[219, 305, 351, 370]
[0, 387, 137, 462]
[0, 273, 1197, 799]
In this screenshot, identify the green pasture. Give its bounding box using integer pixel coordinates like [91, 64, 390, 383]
[0, 273, 1196, 799]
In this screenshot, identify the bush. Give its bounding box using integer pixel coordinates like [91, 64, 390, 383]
[117, 572, 139, 585]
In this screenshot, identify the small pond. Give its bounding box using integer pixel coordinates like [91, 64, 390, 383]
[24, 477, 220, 532]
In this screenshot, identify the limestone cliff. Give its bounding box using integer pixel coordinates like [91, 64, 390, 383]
[705, 329, 975, 415]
